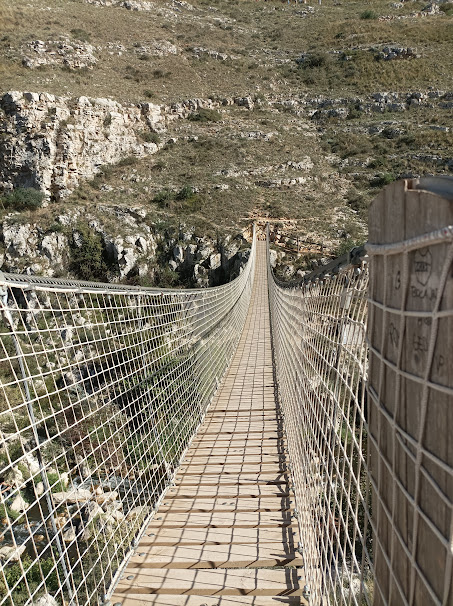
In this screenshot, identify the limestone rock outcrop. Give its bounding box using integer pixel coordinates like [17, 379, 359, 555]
[0, 92, 163, 200]
[22, 39, 98, 70]
[0, 205, 249, 286]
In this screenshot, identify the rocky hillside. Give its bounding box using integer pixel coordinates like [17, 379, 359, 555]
[0, 0, 452, 284]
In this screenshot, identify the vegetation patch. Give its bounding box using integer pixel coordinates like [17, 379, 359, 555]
[1, 188, 44, 212]
[188, 108, 222, 123]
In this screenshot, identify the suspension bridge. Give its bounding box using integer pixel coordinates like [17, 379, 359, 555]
[0, 178, 452, 606]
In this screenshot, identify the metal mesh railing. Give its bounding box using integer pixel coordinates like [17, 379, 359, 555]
[267, 231, 372, 605]
[0, 230, 256, 606]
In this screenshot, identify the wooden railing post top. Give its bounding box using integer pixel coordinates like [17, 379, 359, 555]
[369, 177, 453, 244]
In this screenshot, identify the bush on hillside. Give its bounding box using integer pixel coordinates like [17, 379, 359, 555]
[1, 187, 45, 211]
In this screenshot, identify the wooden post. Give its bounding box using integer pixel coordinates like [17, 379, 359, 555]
[367, 178, 453, 605]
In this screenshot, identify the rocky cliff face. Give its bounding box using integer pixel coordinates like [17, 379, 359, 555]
[0, 205, 249, 287]
[0, 91, 260, 202]
[0, 92, 163, 201]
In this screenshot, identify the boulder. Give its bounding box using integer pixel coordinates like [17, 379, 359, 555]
[33, 594, 59, 606]
[95, 490, 118, 505]
[52, 488, 92, 505]
[173, 244, 185, 264]
[125, 505, 149, 521]
[0, 544, 26, 562]
[35, 482, 45, 496]
[81, 501, 104, 523]
[62, 526, 77, 543]
[5, 466, 24, 489]
[10, 493, 28, 513]
[269, 249, 278, 268]
[208, 253, 221, 271]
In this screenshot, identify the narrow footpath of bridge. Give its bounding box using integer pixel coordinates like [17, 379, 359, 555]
[111, 242, 305, 606]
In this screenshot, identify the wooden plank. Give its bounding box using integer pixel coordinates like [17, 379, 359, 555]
[114, 594, 304, 605]
[127, 543, 302, 569]
[157, 498, 294, 513]
[198, 426, 281, 434]
[178, 468, 287, 477]
[202, 422, 279, 428]
[189, 443, 284, 451]
[166, 485, 290, 500]
[183, 457, 286, 466]
[191, 437, 284, 445]
[194, 432, 283, 441]
[174, 473, 289, 486]
[206, 413, 278, 419]
[113, 567, 303, 596]
[196, 431, 284, 438]
[209, 407, 277, 413]
[208, 409, 276, 414]
[187, 447, 285, 457]
[147, 511, 294, 528]
[190, 442, 284, 450]
[200, 424, 284, 439]
[139, 526, 299, 546]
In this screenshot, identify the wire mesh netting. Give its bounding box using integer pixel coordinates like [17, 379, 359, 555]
[267, 233, 372, 606]
[0, 233, 256, 606]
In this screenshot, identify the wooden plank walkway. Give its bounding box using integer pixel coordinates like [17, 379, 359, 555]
[112, 242, 305, 606]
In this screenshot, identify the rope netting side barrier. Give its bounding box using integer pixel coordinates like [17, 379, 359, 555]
[267, 229, 372, 605]
[268, 177, 453, 606]
[0, 230, 256, 606]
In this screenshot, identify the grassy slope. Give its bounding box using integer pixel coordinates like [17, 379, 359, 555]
[0, 0, 452, 253]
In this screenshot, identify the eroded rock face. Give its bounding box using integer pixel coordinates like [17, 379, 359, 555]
[0, 92, 163, 200]
[22, 39, 98, 70]
[0, 206, 249, 286]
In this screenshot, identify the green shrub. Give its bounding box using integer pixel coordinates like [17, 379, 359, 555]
[300, 52, 330, 69]
[176, 185, 195, 200]
[1, 188, 44, 211]
[439, 3, 453, 15]
[345, 190, 368, 218]
[152, 69, 170, 79]
[0, 554, 61, 605]
[188, 108, 222, 123]
[117, 156, 137, 167]
[152, 160, 166, 172]
[46, 472, 67, 493]
[0, 503, 22, 522]
[103, 112, 112, 128]
[140, 131, 160, 144]
[70, 28, 91, 42]
[143, 89, 154, 99]
[360, 9, 377, 20]
[370, 173, 395, 188]
[334, 238, 365, 258]
[69, 225, 110, 281]
[175, 186, 202, 211]
[152, 189, 173, 208]
[155, 266, 178, 287]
